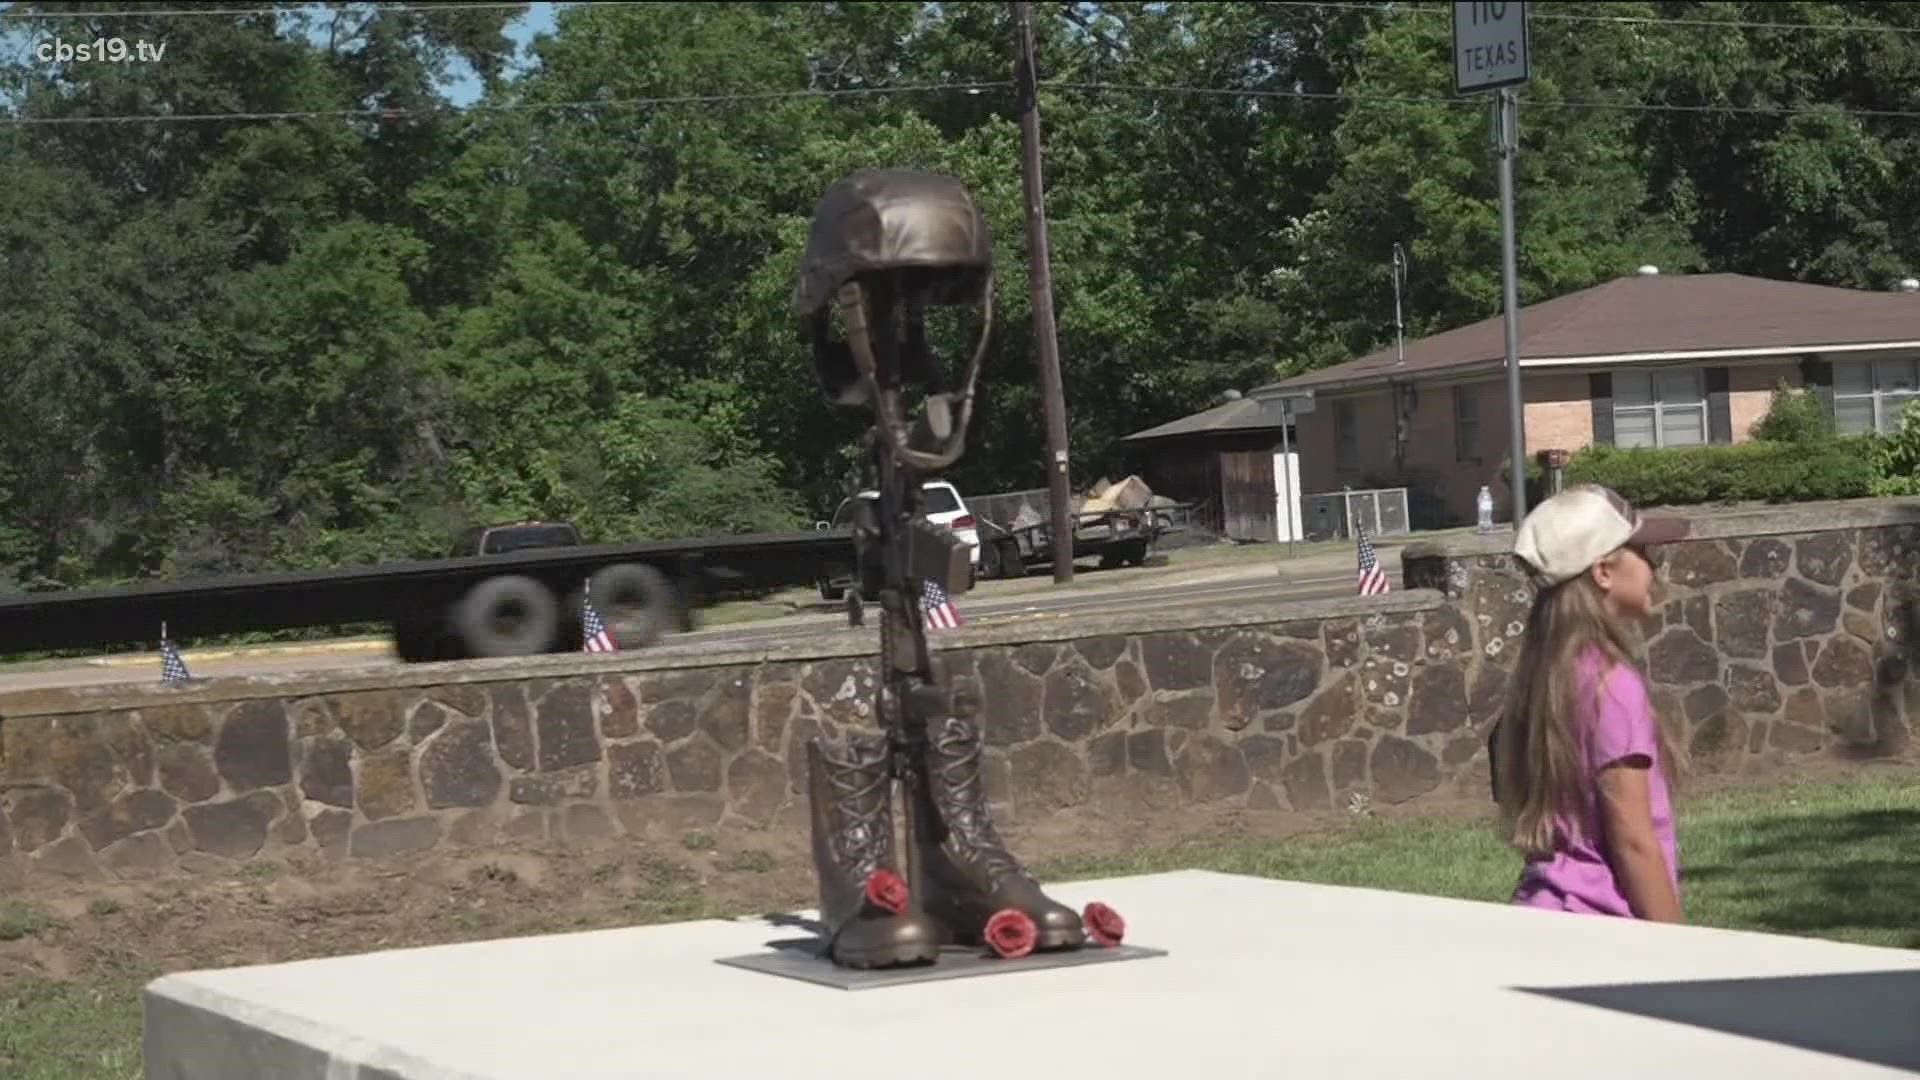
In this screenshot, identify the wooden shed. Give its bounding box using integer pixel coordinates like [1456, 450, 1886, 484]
[1116, 392, 1297, 542]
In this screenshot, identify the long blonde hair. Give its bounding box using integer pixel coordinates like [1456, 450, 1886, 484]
[1492, 564, 1687, 857]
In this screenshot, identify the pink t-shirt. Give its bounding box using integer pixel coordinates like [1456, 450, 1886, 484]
[1510, 648, 1680, 917]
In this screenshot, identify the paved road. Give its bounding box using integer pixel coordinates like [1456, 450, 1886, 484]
[0, 567, 1361, 695]
[705, 571, 1358, 646]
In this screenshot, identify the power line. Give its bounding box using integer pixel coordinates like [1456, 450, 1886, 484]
[0, 2, 627, 18]
[1512, 97, 1920, 120]
[5, 75, 1919, 128]
[1056, 81, 1435, 108]
[0, 80, 1012, 125]
[1048, 80, 1920, 121]
[10, 0, 1920, 38]
[1267, 1, 1920, 38]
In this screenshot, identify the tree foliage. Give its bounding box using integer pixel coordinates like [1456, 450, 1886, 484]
[3, 1, 1919, 590]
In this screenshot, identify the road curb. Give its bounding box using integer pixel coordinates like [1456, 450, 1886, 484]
[88, 639, 391, 668]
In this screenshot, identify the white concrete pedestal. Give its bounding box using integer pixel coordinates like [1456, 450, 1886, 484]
[143, 870, 1920, 1079]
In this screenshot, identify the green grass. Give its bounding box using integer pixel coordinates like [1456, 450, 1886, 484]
[0, 967, 149, 1080]
[1668, 776, 1919, 947]
[696, 596, 808, 627]
[2, 774, 1913, 1077]
[1039, 813, 1517, 902]
[0, 900, 56, 943]
[1035, 772, 1920, 950]
[716, 850, 778, 874]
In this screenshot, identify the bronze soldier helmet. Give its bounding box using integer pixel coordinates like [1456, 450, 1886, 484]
[793, 168, 994, 471]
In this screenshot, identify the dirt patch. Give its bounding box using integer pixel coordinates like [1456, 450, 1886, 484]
[0, 755, 1896, 992]
[0, 796, 1342, 991]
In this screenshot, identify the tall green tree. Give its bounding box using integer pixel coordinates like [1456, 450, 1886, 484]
[4, 1, 1919, 595]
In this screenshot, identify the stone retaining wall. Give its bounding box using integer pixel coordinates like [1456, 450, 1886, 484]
[4, 498, 1918, 886]
[1402, 498, 1920, 768]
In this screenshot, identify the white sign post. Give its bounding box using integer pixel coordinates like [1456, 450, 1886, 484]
[1275, 392, 1313, 558]
[1452, 1, 1532, 522]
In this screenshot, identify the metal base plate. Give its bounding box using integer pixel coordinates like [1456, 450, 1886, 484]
[716, 937, 1168, 991]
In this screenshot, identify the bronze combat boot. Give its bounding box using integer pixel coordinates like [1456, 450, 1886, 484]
[807, 731, 942, 968]
[914, 712, 1087, 952]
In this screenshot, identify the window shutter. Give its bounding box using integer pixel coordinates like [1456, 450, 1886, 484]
[1589, 372, 1614, 445]
[1706, 367, 1732, 443]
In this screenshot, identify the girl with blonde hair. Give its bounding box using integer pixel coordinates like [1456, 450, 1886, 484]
[1491, 484, 1690, 921]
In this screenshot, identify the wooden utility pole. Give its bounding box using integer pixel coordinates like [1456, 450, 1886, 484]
[1012, 0, 1074, 583]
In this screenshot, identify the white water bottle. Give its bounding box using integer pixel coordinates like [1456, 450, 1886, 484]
[1476, 485, 1494, 534]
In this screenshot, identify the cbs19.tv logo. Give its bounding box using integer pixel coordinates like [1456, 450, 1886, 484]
[37, 37, 169, 64]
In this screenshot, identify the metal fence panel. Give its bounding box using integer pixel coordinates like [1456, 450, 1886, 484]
[1300, 487, 1411, 540]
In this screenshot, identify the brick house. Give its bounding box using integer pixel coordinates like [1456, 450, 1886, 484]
[1251, 270, 1920, 526]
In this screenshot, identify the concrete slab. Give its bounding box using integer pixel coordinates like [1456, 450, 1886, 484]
[143, 870, 1920, 1080]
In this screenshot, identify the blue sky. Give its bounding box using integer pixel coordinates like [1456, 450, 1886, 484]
[441, 1, 559, 106]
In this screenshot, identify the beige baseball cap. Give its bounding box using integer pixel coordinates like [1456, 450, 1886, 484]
[1512, 484, 1689, 587]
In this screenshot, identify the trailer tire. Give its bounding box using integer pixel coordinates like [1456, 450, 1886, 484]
[455, 576, 560, 657]
[991, 538, 1025, 579]
[979, 541, 1003, 579]
[588, 563, 675, 648]
[1122, 537, 1153, 567]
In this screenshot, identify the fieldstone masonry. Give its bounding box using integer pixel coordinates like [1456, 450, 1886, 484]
[2, 498, 1916, 884]
[1402, 499, 1920, 770]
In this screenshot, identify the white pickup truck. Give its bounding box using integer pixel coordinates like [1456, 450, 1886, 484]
[814, 480, 981, 601]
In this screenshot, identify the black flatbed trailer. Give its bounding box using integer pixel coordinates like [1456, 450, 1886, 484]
[0, 528, 854, 661]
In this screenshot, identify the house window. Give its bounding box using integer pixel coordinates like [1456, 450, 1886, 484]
[1832, 357, 1920, 435]
[1335, 400, 1358, 471]
[1612, 367, 1707, 448]
[1453, 386, 1479, 461]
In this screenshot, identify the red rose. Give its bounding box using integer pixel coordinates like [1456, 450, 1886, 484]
[1082, 902, 1125, 947]
[864, 869, 908, 915]
[984, 908, 1037, 959]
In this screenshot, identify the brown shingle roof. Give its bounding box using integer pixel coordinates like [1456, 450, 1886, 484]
[1255, 272, 1920, 395]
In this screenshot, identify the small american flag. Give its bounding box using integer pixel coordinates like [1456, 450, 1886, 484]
[582, 582, 618, 652]
[921, 577, 963, 631]
[160, 628, 192, 682]
[1356, 522, 1390, 596]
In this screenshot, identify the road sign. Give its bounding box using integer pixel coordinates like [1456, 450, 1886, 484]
[1452, 2, 1531, 95]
